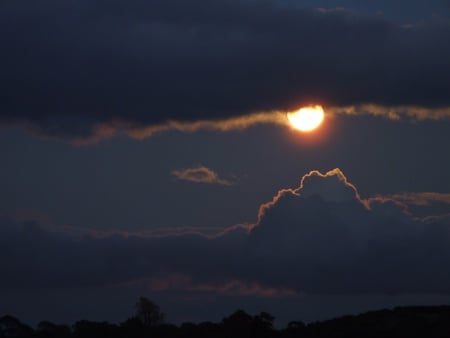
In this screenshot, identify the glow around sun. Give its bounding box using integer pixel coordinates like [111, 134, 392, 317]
[287, 105, 325, 132]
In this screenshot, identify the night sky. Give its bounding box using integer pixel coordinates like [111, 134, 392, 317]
[2, 0, 450, 327]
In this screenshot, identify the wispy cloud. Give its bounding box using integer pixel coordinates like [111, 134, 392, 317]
[378, 192, 450, 206]
[172, 166, 235, 186]
[32, 103, 450, 145]
[54, 111, 287, 145]
[329, 104, 450, 121]
[138, 274, 301, 297]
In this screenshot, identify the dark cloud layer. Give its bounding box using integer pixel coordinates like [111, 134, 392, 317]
[2, 169, 450, 296]
[1, 0, 450, 138]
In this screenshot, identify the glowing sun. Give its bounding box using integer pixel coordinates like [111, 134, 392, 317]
[287, 105, 325, 132]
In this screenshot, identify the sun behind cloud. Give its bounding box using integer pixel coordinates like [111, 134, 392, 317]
[287, 105, 325, 132]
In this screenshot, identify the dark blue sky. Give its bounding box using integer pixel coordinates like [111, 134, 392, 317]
[1, 0, 450, 327]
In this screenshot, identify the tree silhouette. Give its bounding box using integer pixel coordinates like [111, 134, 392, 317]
[37, 321, 71, 338]
[0, 315, 34, 338]
[135, 297, 165, 327]
[255, 311, 275, 330]
[73, 320, 120, 338]
[3, 304, 450, 338]
[221, 310, 275, 338]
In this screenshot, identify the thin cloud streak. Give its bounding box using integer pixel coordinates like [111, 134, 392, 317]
[33, 104, 450, 145]
[63, 111, 288, 145]
[329, 104, 450, 121]
[381, 192, 450, 206]
[135, 275, 301, 298]
[46, 223, 252, 240]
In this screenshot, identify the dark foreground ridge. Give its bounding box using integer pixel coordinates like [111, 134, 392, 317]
[2, 299, 450, 338]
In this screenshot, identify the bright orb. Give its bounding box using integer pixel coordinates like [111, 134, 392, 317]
[287, 105, 325, 132]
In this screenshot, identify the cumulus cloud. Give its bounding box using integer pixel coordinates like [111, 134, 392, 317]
[1, 0, 450, 141]
[2, 169, 450, 296]
[256, 168, 367, 223]
[249, 169, 450, 294]
[172, 166, 235, 186]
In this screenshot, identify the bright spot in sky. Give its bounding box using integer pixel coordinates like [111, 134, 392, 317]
[287, 105, 325, 132]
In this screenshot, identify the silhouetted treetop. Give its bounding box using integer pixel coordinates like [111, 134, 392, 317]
[3, 304, 450, 338]
[0, 315, 34, 338]
[135, 296, 165, 327]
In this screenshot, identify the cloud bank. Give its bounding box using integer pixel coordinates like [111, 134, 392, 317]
[1, 0, 450, 141]
[2, 169, 450, 296]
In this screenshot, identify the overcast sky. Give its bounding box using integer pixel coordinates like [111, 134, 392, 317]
[1, 0, 450, 327]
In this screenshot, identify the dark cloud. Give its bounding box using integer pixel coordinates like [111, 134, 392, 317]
[1, 0, 450, 139]
[249, 169, 450, 294]
[0, 217, 249, 289]
[2, 169, 450, 296]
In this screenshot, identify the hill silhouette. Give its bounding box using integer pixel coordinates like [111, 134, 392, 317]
[2, 300, 450, 338]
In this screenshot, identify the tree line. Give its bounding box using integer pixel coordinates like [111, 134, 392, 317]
[2, 298, 450, 338]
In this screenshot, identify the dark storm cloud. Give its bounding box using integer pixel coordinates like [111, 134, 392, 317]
[1, 0, 450, 139]
[2, 169, 450, 295]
